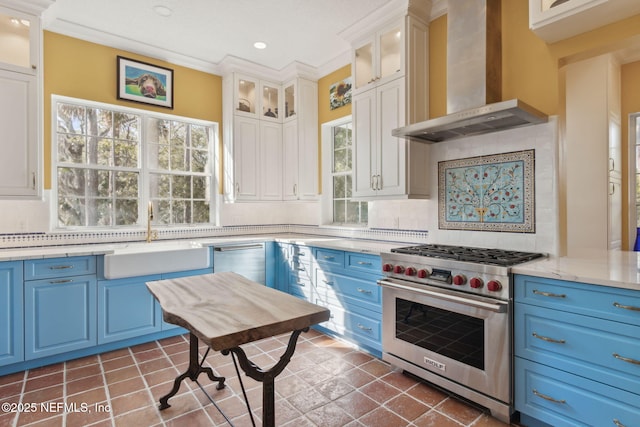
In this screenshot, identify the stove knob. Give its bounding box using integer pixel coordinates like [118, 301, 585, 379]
[417, 269, 430, 278]
[382, 263, 394, 272]
[452, 274, 467, 286]
[487, 280, 502, 292]
[405, 267, 417, 276]
[470, 277, 484, 289]
[393, 265, 405, 274]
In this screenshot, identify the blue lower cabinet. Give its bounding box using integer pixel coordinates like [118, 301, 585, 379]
[25, 274, 97, 360]
[0, 261, 23, 366]
[98, 275, 162, 344]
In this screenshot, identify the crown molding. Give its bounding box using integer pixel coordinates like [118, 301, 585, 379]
[1, 0, 54, 15]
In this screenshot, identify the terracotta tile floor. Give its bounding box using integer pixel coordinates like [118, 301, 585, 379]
[0, 329, 518, 427]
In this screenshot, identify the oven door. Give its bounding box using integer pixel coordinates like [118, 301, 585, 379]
[380, 278, 510, 403]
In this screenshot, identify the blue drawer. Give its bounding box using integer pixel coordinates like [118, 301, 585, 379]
[514, 274, 640, 327]
[515, 302, 640, 395]
[314, 248, 344, 268]
[515, 358, 640, 427]
[25, 256, 97, 281]
[315, 268, 381, 312]
[346, 252, 381, 274]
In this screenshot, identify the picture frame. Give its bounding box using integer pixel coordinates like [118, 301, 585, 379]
[117, 56, 173, 109]
[438, 150, 536, 233]
[329, 77, 352, 110]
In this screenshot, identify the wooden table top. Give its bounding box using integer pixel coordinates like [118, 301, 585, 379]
[146, 272, 330, 351]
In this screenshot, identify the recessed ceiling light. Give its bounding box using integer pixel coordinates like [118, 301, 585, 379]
[254, 41, 267, 50]
[153, 5, 173, 16]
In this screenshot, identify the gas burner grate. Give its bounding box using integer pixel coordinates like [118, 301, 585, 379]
[391, 244, 544, 267]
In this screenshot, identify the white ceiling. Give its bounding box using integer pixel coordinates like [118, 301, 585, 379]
[41, 0, 395, 74]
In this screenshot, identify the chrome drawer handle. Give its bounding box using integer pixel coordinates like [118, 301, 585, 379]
[357, 261, 372, 266]
[297, 267, 305, 271]
[357, 288, 372, 295]
[49, 265, 74, 270]
[613, 302, 640, 312]
[533, 289, 566, 298]
[296, 282, 305, 287]
[323, 256, 335, 260]
[50, 279, 73, 284]
[613, 419, 627, 427]
[357, 323, 372, 332]
[532, 389, 566, 404]
[323, 280, 334, 286]
[532, 332, 566, 344]
[613, 353, 640, 366]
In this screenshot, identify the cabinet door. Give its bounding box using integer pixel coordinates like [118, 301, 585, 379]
[353, 89, 377, 198]
[377, 78, 406, 197]
[260, 121, 283, 200]
[0, 69, 38, 197]
[0, 261, 23, 366]
[282, 121, 299, 200]
[233, 117, 260, 200]
[98, 275, 162, 344]
[25, 275, 97, 359]
[297, 79, 319, 200]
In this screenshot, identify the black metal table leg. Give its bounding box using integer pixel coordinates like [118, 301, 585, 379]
[159, 333, 226, 410]
[222, 328, 308, 427]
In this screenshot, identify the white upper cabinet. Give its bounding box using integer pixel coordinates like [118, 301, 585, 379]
[529, 0, 640, 43]
[343, 0, 431, 200]
[353, 21, 403, 94]
[0, 3, 43, 198]
[223, 70, 317, 202]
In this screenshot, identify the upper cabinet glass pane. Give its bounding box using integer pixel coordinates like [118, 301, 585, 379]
[262, 84, 279, 119]
[379, 26, 402, 79]
[237, 79, 256, 114]
[354, 42, 373, 89]
[0, 11, 32, 69]
[284, 83, 295, 118]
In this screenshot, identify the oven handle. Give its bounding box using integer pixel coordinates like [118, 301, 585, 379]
[378, 279, 508, 313]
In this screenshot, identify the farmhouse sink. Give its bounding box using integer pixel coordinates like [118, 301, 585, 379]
[103, 241, 210, 279]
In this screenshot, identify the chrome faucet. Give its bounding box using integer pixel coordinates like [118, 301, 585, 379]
[146, 201, 158, 243]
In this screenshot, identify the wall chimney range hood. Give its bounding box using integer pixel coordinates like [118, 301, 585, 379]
[393, 0, 547, 143]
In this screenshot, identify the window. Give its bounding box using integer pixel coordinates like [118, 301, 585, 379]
[324, 119, 367, 225]
[53, 96, 216, 228]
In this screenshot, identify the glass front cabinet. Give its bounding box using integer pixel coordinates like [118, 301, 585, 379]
[353, 20, 403, 94]
[234, 74, 282, 122]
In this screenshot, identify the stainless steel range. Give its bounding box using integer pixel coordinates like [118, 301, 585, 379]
[379, 244, 544, 423]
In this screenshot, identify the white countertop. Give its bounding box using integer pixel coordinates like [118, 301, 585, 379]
[0, 233, 402, 262]
[512, 250, 640, 291]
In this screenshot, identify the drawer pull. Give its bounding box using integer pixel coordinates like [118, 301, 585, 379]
[533, 289, 566, 298]
[296, 282, 305, 287]
[357, 288, 372, 295]
[613, 419, 627, 427]
[613, 302, 640, 312]
[323, 256, 335, 260]
[532, 389, 566, 404]
[49, 265, 74, 270]
[357, 261, 372, 266]
[357, 323, 372, 332]
[297, 267, 306, 272]
[613, 353, 640, 366]
[323, 280, 334, 286]
[50, 279, 73, 284]
[532, 332, 566, 344]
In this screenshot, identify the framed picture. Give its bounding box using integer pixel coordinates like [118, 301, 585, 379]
[329, 77, 352, 110]
[438, 150, 535, 233]
[117, 56, 173, 109]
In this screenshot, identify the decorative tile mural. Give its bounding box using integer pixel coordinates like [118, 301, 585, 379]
[438, 150, 535, 233]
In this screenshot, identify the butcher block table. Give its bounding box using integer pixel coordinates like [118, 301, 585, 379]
[145, 272, 330, 426]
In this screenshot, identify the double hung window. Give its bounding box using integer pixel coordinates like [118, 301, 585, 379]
[53, 96, 216, 228]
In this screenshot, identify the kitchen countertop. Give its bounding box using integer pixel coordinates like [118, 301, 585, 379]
[0, 233, 403, 262]
[512, 250, 640, 291]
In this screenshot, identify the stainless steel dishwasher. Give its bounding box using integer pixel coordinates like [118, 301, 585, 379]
[213, 242, 266, 285]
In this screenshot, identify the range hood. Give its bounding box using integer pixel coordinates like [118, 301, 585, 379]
[393, 0, 547, 143]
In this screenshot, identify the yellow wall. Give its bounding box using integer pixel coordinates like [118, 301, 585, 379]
[43, 32, 222, 189]
[429, 14, 447, 118]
